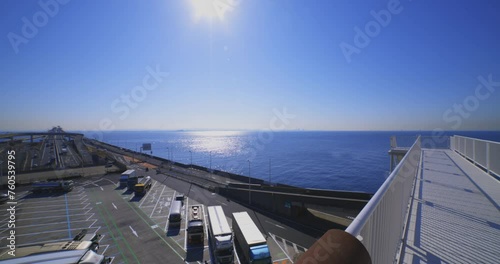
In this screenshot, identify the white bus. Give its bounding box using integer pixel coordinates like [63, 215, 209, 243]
[168, 200, 183, 228]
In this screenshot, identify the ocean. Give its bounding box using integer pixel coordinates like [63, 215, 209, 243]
[82, 130, 500, 193]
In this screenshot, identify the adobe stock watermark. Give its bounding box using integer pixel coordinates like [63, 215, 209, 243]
[7, 0, 70, 54]
[442, 74, 498, 130]
[83, 64, 169, 142]
[339, 0, 404, 63]
[420, 73, 499, 149]
[392, 73, 498, 184]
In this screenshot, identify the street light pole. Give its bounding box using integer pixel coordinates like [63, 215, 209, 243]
[269, 158, 271, 184]
[248, 160, 251, 205]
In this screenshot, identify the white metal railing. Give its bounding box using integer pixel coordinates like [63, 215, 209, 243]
[451, 135, 500, 177]
[345, 136, 421, 264]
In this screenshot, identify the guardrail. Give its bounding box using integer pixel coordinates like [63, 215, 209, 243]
[451, 135, 500, 177]
[345, 136, 421, 264]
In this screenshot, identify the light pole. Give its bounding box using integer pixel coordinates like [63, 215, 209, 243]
[248, 160, 251, 205]
[209, 151, 212, 170]
[189, 151, 192, 166]
[269, 158, 271, 184]
[166, 147, 169, 161]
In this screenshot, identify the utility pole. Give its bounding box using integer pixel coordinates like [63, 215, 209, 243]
[248, 160, 251, 205]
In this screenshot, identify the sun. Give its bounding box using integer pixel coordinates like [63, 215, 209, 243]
[189, 0, 236, 22]
[190, 0, 217, 21]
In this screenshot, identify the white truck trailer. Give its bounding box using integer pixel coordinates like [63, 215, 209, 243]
[232, 212, 272, 264]
[207, 206, 234, 264]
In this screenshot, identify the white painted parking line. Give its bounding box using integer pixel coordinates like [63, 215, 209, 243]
[3, 219, 97, 231]
[150, 185, 167, 218]
[13, 198, 83, 206]
[99, 178, 119, 186]
[1, 227, 100, 240]
[13, 212, 93, 223]
[86, 213, 95, 221]
[99, 244, 110, 255]
[6, 202, 90, 211]
[139, 180, 158, 207]
[184, 196, 189, 251]
[8, 207, 92, 217]
[273, 257, 290, 263]
[88, 219, 98, 228]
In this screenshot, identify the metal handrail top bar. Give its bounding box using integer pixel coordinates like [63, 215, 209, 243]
[345, 136, 421, 237]
[452, 135, 500, 145]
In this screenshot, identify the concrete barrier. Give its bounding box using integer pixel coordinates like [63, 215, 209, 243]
[0, 165, 113, 186]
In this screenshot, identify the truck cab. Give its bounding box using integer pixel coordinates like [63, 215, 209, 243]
[119, 169, 136, 188]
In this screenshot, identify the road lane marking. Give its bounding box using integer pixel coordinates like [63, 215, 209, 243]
[129, 226, 139, 238]
[112, 203, 118, 210]
[93, 196, 130, 263]
[265, 220, 286, 230]
[122, 193, 186, 261]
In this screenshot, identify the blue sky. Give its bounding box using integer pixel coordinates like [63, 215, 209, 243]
[1, 0, 499, 131]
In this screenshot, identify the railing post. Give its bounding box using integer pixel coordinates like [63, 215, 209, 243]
[473, 140, 476, 165]
[486, 142, 490, 175]
[463, 138, 467, 157]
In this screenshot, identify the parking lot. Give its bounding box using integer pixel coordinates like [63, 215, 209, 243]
[0, 173, 309, 264]
[0, 185, 115, 262]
